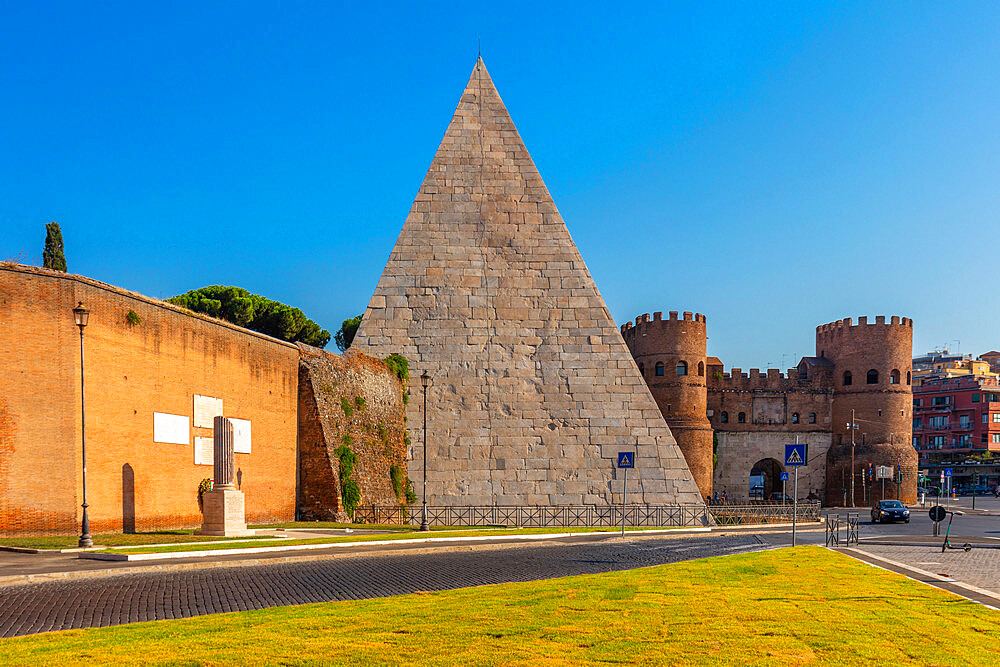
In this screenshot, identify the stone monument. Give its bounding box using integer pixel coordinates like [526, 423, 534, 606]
[352, 58, 704, 509]
[197, 416, 253, 536]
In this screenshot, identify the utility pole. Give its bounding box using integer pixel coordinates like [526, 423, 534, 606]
[850, 408, 856, 508]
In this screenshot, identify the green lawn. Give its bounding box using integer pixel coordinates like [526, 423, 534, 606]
[106, 525, 690, 554]
[2, 546, 997, 665]
[0, 530, 281, 550]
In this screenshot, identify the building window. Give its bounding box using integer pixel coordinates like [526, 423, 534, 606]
[738, 412, 746, 423]
[867, 369, 879, 384]
[929, 416, 948, 429]
[792, 412, 799, 424]
[912, 436, 919, 448]
[913, 398, 922, 407]
[913, 418, 922, 429]
[676, 360, 688, 376]
[983, 433, 989, 444]
[906, 371, 911, 385]
[993, 433, 1000, 444]
[994, 413, 1000, 423]
[983, 413, 988, 424]
[973, 393, 980, 403]
[655, 362, 664, 376]
[843, 371, 853, 386]
[889, 369, 900, 384]
[720, 411, 728, 424]
[809, 412, 816, 424]
[960, 415, 972, 428]
[932, 396, 951, 406]
[932, 435, 946, 447]
[698, 361, 704, 376]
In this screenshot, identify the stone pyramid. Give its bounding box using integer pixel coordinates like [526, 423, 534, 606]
[353, 59, 703, 507]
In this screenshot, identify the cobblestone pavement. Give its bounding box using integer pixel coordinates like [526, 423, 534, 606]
[854, 543, 1000, 595]
[0, 534, 764, 638]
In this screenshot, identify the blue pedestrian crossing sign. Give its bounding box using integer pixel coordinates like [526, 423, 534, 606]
[780, 472, 789, 481]
[784, 444, 808, 467]
[617, 452, 634, 469]
[944, 468, 953, 477]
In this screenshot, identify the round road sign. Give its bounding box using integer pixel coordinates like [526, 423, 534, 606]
[929, 505, 946, 522]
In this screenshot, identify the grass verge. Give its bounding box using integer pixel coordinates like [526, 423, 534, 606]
[104, 526, 690, 554]
[2, 546, 997, 665]
[0, 531, 280, 550]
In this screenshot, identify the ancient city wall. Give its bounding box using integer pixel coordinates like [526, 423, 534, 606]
[713, 431, 832, 501]
[0, 264, 299, 536]
[297, 345, 410, 520]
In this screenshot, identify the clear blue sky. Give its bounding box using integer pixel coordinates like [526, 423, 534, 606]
[3, 3, 998, 368]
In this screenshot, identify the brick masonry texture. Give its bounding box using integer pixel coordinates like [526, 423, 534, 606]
[624, 311, 916, 504]
[0, 264, 299, 535]
[352, 59, 703, 507]
[297, 345, 409, 520]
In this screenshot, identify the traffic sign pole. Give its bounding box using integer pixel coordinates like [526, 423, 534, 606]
[622, 466, 627, 538]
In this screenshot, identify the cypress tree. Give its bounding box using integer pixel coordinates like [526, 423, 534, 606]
[42, 222, 67, 272]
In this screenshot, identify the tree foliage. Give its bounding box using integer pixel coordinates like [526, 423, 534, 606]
[167, 285, 330, 348]
[42, 222, 67, 272]
[335, 314, 363, 351]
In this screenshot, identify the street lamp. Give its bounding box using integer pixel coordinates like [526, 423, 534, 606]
[73, 302, 93, 548]
[420, 370, 431, 531]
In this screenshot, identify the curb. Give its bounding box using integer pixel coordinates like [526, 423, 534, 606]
[839, 547, 1000, 609]
[858, 540, 1000, 549]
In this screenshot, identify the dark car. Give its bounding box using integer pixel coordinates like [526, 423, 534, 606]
[769, 492, 793, 503]
[871, 500, 910, 523]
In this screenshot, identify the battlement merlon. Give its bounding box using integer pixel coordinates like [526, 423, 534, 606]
[709, 363, 831, 391]
[816, 315, 913, 336]
[620, 310, 707, 335]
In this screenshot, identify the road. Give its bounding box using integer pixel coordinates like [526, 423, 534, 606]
[0, 533, 765, 638]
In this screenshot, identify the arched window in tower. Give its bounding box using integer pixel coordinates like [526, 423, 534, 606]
[720, 411, 729, 423]
[843, 371, 853, 386]
[867, 369, 879, 384]
[890, 369, 900, 385]
[638, 362, 644, 377]
[792, 412, 800, 424]
[737, 411, 746, 423]
[655, 362, 664, 376]
[906, 371, 911, 385]
[676, 360, 688, 376]
[698, 361, 705, 376]
[809, 412, 816, 424]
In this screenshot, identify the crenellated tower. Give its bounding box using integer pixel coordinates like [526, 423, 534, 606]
[818, 316, 917, 505]
[621, 311, 713, 498]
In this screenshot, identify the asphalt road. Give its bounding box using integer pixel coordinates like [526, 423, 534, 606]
[822, 495, 1000, 544]
[0, 533, 766, 638]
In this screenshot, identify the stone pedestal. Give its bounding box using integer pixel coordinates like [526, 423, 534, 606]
[197, 488, 254, 536]
[196, 415, 254, 536]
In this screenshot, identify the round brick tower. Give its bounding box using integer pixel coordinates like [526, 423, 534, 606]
[818, 316, 917, 506]
[621, 311, 713, 499]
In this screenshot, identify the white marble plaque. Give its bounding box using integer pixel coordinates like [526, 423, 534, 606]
[153, 412, 189, 445]
[194, 395, 223, 428]
[194, 436, 214, 466]
[229, 418, 251, 454]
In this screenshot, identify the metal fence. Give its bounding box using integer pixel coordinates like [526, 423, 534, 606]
[353, 504, 712, 528]
[708, 502, 822, 526]
[825, 512, 860, 547]
[351, 502, 821, 528]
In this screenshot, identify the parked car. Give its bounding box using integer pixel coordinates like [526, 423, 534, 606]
[749, 485, 764, 500]
[769, 492, 793, 503]
[960, 486, 990, 496]
[871, 500, 910, 524]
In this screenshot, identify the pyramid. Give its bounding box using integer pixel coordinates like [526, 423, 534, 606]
[353, 59, 703, 507]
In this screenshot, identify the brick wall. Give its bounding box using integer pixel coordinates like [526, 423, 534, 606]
[297, 345, 409, 520]
[0, 264, 299, 536]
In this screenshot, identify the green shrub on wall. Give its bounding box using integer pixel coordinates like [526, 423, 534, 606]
[383, 354, 409, 382]
[334, 445, 360, 517]
[340, 397, 354, 418]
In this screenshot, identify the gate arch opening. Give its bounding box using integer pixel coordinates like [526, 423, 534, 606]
[749, 457, 785, 500]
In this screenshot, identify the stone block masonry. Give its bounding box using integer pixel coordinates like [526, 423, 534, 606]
[352, 59, 703, 508]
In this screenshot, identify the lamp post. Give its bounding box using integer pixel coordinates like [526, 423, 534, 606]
[73, 302, 93, 548]
[420, 370, 430, 531]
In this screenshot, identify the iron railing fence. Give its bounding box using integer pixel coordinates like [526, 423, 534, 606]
[353, 504, 712, 528]
[709, 502, 822, 525]
[351, 502, 822, 528]
[825, 512, 860, 547]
